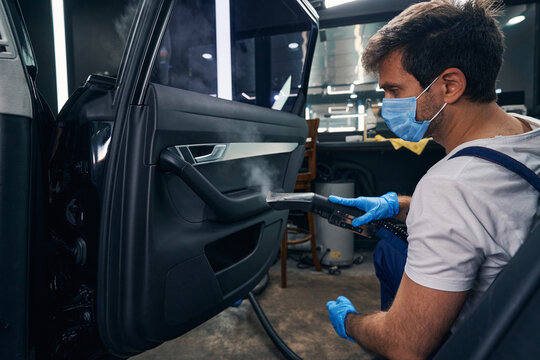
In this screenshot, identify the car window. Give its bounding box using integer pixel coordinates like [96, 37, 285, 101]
[4, 0, 35, 69]
[66, 0, 140, 90]
[150, 0, 316, 113]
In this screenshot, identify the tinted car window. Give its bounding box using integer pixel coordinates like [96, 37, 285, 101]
[63, 0, 140, 91]
[151, 0, 316, 112]
[4, 0, 35, 69]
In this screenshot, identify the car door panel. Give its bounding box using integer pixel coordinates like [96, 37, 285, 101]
[150, 84, 307, 220]
[98, 89, 307, 356]
[162, 152, 290, 222]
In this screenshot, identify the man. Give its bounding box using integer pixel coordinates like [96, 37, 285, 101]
[325, 0, 540, 359]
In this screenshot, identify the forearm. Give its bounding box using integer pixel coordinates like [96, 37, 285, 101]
[346, 312, 387, 356]
[394, 196, 411, 223]
[345, 312, 419, 360]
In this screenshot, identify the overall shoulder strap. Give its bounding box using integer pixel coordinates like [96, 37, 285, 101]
[449, 146, 540, 192]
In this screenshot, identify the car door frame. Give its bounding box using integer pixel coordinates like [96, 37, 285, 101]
[97, 0, 319, 356]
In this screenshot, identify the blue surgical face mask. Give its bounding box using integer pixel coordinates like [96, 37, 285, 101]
[380, 76, 447, 142]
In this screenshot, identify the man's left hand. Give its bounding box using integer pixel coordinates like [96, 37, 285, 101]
[326, 296, 359, 342]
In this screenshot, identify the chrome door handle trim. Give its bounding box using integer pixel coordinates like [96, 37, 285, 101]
[174, 142, 299, 165]
[193, 144, 227, 163]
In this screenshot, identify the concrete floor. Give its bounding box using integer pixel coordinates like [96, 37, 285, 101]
[131, 251, 380, 360]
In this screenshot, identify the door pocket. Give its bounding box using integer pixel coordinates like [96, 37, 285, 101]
[215, 220, 283, 295]
[205, 222, 262, 273]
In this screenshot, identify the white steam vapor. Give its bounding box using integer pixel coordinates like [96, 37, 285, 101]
[114, 0, 139, 44]
[237, 125, 281, 196]
[243, 157, 280, 196]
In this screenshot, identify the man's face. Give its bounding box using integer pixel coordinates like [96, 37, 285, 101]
[378, 50, 423, 99]
[378, 50, 444, 128]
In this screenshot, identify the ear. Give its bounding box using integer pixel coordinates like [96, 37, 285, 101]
[440, 68, 466, 104]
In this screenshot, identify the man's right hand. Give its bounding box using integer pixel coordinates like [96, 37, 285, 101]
[328, 192, 399, 227]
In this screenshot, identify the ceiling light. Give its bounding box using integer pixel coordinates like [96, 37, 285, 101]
[328, 127, 357, 132]
[202, 53, 213, 60]
[327, 84, 355, 95]
[215, 0, 232, 100]
[350, 94, 358, 99]
[328, 105, 350, 113]
[507, 15, 525, 25]
[288, 42, 299, 49]
[51, 0, 69, 112]
[496, 88, 502, 94]
[325, 0, 357, 9]
[330, 114, 363, 119]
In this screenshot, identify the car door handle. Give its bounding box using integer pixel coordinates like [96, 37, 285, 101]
[160, 147, 270, 222]
[191, 144, 227, 163]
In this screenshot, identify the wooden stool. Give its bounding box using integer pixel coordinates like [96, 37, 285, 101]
[281, 118, 322, 288]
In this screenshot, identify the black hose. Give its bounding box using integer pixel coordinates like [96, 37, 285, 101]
[329, 161, 377, 196]
[251, 272, 269, 296]
[248, 292, 303, 360]
[373, 220, 409, 243]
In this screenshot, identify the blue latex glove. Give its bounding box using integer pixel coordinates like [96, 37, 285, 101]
[231, 299, 243, 307]
[328, 192, 399, 227]
[326, 296, 359, 342]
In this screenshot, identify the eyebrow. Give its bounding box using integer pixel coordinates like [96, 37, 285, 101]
[379, 82, 401, 89]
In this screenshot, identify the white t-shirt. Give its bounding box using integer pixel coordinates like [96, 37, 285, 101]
[404, 114, 540, 329]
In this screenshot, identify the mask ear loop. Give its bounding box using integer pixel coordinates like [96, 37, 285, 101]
[416, 76, 440, 100]
[416, 76, 447, 122]
[429, 102, 447, 121]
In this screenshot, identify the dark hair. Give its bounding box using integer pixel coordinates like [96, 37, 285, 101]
[362, 0, 504, 103]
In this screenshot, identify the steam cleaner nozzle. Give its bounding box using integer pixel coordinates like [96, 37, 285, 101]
[266, 191, 365, 234]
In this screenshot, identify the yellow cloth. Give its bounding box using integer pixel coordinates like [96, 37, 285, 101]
[374, 134, 432, 155]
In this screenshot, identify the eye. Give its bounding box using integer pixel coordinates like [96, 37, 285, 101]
[385, 88, 399, 97]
